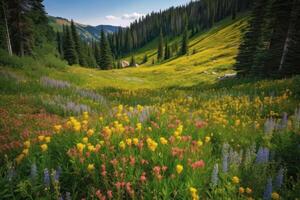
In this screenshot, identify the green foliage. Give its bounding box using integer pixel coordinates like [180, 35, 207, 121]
[181, 25, 189, 56]
[235, 0, 300, 77]
[99, 30, 113, 70]
[63, 26, 78, 65]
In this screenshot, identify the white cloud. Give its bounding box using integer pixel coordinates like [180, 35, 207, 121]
[105, 15, 119, 20]
[122, 12, 144, 20]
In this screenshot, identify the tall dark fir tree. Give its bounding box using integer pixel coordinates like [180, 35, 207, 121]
[63, 26, 78, 65]
[181, 25, 189, 55]
[157, 29, 164, 61]
[99, 29, 113, 70]
[71, 20, 87, 66]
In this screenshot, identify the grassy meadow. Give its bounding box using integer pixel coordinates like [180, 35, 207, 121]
[0, 15, 300, 200]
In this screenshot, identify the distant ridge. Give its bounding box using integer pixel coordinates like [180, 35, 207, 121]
[48, 16, 121, 41]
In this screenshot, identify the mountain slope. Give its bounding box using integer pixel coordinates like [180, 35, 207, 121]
[48, 15, 249, 90]
[48, 16, 120, 41]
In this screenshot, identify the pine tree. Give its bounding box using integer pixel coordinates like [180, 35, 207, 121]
[56, 31, 63, 57]
[164, 41, 170, 60]
[234, 0, 269, 76]
[181, 25, 189, 55]
[63, 26, 78, 65]
[0, 0, 12, 55]
[280, 0, 300, 76]
[8, 0, 34, 56]
[232, 0, 238, 20]
[157, 29, 164, 61]
[264, 0, 294, 76]
[99, 29, 113, 70]
[71, 20, 86, 66]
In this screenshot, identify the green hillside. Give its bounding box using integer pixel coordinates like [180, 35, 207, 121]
[46, 15, 248, 90]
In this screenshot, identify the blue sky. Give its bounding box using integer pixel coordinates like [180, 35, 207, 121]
[44, 0, 191, 27]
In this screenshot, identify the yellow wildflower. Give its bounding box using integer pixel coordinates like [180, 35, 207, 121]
[16, 154, 25, 164]
[271, 192, 280, 200]
[87, 145, 95, 152]
[197, 140, 203, 147]
[232, 176, 240, 184]
[176, 164, 183, 174]
[136, 123, 142, 132]
[76, 143, 85, 153]
[82, 137, 88, 144]
[205, 136, 211, 143]
[160, 137, 168, 145]
[54, 125, 62, 133]
[133, 138, 139, 145]
[45, 136, 51, 143]
[83, 112, 89, 120]
[40, 144, 48, 152]
[119, 141, 126, 150]
[23, 140, 30, 148]
[126, 138, 132, 146]
[87, 129, 94, 137]
[87, 164, 95, 172]
[22, 148, 29, 156]
[38, 135, 45, 142]
[146, 138, 158, 151]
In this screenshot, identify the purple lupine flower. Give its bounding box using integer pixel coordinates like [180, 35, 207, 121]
[275, 168, 284, 189]
[55, 166, 62, 181]
[211, 164, 219, 186]
[40, 77, 71, 89]
[264, 118, 276, 134]
[256, 147, 269, 164]
[280, 112, 288, 130]
[44, 168, 50, 187]
[30, 163, 38, 181]
[222, 143, 229, 173]
[263, 178, 272, 200]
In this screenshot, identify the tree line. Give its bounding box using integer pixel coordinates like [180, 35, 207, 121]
[56, 21, 113, 70]
[235, 0, 300, 77]
[108, 0, 251, 58]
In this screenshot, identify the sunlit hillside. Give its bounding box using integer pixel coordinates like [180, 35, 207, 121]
[45, 15, 248, 90]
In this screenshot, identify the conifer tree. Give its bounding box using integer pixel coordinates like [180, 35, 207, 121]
[264, 0, 294, 76]
[0, 0, 12, 55]
[94, 41, 101, 67]
[181, 25, 189, 55]
[99, 29, 113, 70]
[71, 20, 86, 66]
[234, 0, 269, 76]
[164, 41, 170, 60]
[56, 31, 63, 57]
[63, 26, 78, 65]
[279, 0, 300, 76]
[157, 29, 164, 61]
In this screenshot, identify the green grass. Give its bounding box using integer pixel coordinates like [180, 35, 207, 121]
[47, 15, 248, 90]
